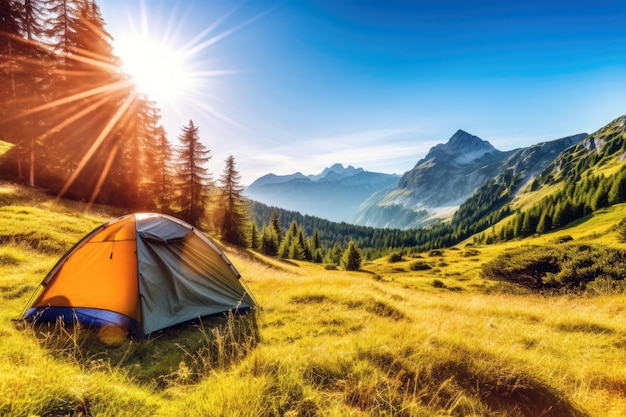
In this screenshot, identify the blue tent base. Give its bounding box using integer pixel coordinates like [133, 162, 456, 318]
[23, 307, 140, 338]
[23, 306, 256, 339]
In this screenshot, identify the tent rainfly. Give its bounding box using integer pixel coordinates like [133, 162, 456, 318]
[21, 213, 258, 338]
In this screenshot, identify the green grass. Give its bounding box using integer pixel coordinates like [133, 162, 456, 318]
[1, 182, 625, 416]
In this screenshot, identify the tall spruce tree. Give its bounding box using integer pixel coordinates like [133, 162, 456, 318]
[152, 125, 175, 212]
[21, 0, 50, 186]
[217, 154, 249, 246]
[0, 0, 51, 185]
[44, 0, 129, 201]
[0, 0, 25, 146]
[174, 120, 211, 227]
[270, 208, 282, 239]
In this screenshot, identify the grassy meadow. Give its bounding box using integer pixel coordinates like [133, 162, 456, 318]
[1, 182, 625, 416]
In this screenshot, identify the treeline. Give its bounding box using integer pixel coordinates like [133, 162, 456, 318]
[250, 202, 471, 259]
[249, 208, 363, 270]
[0, 0, 249, 243]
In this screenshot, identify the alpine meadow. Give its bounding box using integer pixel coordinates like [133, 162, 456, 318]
[1, 177, 625, 416]
[2, 1, 626, 417]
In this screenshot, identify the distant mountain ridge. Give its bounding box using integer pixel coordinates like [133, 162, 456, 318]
[244, 164, 400, 222]
[250, 163, 365, 187]
[245, 128, 590, 230]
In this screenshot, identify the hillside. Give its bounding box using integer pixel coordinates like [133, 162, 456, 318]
[351, 130, 586, 229]
[1, 182, 625, 416]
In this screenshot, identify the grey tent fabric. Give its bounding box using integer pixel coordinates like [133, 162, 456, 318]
[137, 223, 256, 334]
[22, 213, 258, 338]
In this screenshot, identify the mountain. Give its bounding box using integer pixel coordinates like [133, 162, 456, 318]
[244, 164, 400, 222]
[485, 114, 626, 242]
[349, 130, 587, 229]
[249, 114, 625, 254]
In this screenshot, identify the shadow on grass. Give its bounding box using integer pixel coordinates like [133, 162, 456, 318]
[19, 309, 261, 390]
[296, 342, 591, 417]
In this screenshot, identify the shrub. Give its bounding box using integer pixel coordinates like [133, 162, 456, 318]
[409, 261, 431, 271]
[552, 235, 574, 244]
[388, 253, 403, 263]
[432, 279, 446, 288]
[428, 249, 443, 257]
[463, 248, 481, 257]
[482, 243, 626, 291]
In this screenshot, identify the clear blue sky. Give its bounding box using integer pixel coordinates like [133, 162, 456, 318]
[99, 0, 626, 185]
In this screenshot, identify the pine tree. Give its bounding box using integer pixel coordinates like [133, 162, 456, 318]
[537, 210, 552, 234]
[310, 229, 321, 254]
[521, 209, 539, 236]
[0, 0, 26, 151]
[591, 178, 610, 210]
[608, 168, 626, 205]
[46, 0, 129, 202]
[278, 220, 298, 258]
[270, 208, 282, 240]
[288, 238, 305, 260]
[102, 96, 162, 210]
[152, 125, 175, 211]
[312, 247, 324, 263]
[174, 120, 211, 227]
[341, 240, 362, 271]
[297, 227, 311, 260]
[329, 244, 344, 265]
[553, 199, 573, 229]
[260, 224, 279, 256]
[1, 0, 51, 186]
[218, 155, 249, 246]
[250, 221, 260, 250]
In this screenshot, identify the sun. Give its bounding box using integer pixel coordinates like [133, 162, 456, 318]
[115, 34, 192, 104]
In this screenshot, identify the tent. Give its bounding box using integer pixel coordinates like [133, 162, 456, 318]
[21, 213, 258, 338]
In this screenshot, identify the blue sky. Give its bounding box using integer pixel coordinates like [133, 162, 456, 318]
[99, 0, 626, 184]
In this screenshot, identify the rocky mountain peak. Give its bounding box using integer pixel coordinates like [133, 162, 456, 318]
[315, 163, 364, 181]
[446, 129, 496, 153]
[413, 130, 499, 170]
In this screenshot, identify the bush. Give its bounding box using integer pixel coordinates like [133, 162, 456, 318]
[388, 253, 403, 263]
[409, 261, 432, 271]
[463, 248, 481, 257]
[432, 279, 446, 288]
[482, 243, 626, 292]
[552, 235, 574, 244]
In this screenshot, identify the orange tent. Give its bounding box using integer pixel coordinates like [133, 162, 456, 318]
[22, 213, 258, 338]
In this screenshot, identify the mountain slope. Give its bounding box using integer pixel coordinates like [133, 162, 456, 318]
[244, 164, 400, 222]
[483, 114, 626, 242]
[350, 130, 586, 229]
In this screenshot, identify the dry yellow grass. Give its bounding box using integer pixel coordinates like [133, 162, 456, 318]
[0, 183, 625, 416]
